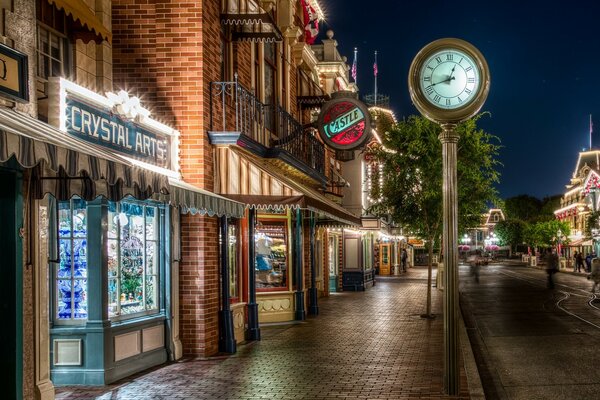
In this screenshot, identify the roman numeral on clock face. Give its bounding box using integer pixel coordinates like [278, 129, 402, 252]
[435, 56, 442, 64]
[446, 98, 451, 106]
[433, 94, 441, 103]
[424, 76, 431, 82]
[467, 77, 475, 83]
[446, 53, 453, 61]
[425, 86, 434, 95]
[465, 66, 473, 72]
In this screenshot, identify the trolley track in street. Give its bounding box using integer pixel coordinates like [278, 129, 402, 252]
[496, 268, 600, 331]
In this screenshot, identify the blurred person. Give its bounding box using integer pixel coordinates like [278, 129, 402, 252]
[546, 249, 559, 289]
[588, 258, 600, 293]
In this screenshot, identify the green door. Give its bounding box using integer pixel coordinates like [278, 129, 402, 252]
[0, 170, 21, 400]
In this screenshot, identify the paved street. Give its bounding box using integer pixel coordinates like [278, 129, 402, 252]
[460, 262, 600, 400]
[57, 266, 473, 400]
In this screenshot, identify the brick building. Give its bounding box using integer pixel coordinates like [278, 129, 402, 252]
[0, 0, 371, 398]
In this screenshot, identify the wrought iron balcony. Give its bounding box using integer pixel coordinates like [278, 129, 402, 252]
[209, 79, 326, 183]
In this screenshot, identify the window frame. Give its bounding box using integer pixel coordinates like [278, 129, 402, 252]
[255, 213, 292, 293]
[107, 200, 163, 322]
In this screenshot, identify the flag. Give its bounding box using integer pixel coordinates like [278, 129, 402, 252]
[301, 0, 319, 45]
[373, 51, 378, 77]
[351, 48, 357, 82]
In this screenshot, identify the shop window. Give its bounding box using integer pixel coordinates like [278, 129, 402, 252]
[228, 222, 239, 300]
[36, 2, 70, 81]
[362, 233, 373, 270]
[328, 235, 339, 276]
[56, 199, 88, 321]
[255, 219, 289, 291]
[108, 201, 160, 318]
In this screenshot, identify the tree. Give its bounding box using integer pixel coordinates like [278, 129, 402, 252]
[495, 219, 527, 252]
[368, 114, 501, 317]
[504, 195, 542, 222]
[523, 220, 570, 248]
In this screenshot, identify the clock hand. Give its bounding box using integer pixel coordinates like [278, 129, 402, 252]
[432, 75, 455, 86]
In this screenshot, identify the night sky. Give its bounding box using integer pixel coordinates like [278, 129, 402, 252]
[323, 0, 600, 200]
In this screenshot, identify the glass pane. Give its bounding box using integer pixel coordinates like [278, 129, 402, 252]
[39, 29, 49, 54]
[58, 203, 71, 237]
[72, 200, 87, 237]
[72, 239, 87, 278]
[120, 245, 143, 315]
[255, 221, 287, 290]
[108, 205, 118, 239]
[50, 34, 60, 57]
[51, 59, 62, 77]
[146, 206, 157, 240]
[108, 278, 118, 317]
[56, 279, 72, 319]
[107, 239, 118, 277]
[58, 239, 72, 278]
[145, 276, 158, 310]
[121, 205, 144, 243]
[146, 241, 157, 276]
[228, 224, 238, 298]
[73, 279, 88, 319]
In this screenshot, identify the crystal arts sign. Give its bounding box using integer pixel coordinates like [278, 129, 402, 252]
[317, 97, 371, 151]
[51, 78, 178, 170]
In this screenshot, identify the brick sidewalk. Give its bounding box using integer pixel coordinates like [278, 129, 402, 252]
[56, 266, 472, 399]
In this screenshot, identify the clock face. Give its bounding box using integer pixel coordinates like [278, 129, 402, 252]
[419, 49, 481, 110]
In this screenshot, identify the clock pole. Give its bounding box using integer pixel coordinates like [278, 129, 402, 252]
[439, 123, 460, 395]
[408, 37, 490, 397]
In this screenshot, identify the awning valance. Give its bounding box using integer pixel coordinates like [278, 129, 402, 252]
[224, 194, 361, 226]
[567, 238, 593, 247]
[47, 0, 111, 43]
[0, 107, 167, 201]
[221, 0, 282, 42]
[157, 178, 245, 218]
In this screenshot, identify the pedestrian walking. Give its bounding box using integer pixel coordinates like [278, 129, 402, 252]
[401, 249, 408, 273]
[574, 251, 579, 272]
[588, 258, 600, 293]
[585, 253, 593, 273]
[577, 252, 584, 272]
[546, 249, 559, 289]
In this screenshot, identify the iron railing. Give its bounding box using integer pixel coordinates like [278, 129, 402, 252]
[210, 77, 325, 176]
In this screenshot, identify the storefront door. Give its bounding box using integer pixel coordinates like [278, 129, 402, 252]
[0, 170, 21, 400]
[328, 236, 339, 292]
[379, 244, 391, 275]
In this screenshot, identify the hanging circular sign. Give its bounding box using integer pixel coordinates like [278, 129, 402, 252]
[317, 97, 371, 151]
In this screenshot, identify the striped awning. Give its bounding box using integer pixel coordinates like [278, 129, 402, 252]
[0, 106, 167, 201]
[158, 178, 245, 218]
[221, 0, 282, 42]
[47, 0, 111, 43]
[218, 149, 361, 226]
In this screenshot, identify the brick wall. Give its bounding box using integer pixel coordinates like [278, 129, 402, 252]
[180, 213, 220, 356]
[113, 0, 222, 357]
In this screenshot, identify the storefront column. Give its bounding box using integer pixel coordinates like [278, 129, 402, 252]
[294, 208, 306, 321]
[308, 212, 319, 315]
[246, 209, 261, 341]
[85, 198, 110, 383]
[218, 216, 236, 354]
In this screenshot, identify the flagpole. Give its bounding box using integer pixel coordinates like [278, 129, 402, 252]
[591, 114, 593, 150]
[374, 50, 378, 106]
[352, 47, 358, 85]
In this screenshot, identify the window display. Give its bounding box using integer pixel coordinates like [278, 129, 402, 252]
[255, 220, 288, 290]
[228, 223, 239, 299]
[362, 233, 373, 270]
[328, 235, 339, 277]
[108, 200, 160, 318]
[57, 199, 88, 320]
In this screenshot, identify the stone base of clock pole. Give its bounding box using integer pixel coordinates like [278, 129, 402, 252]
[439, 124, 460, 396]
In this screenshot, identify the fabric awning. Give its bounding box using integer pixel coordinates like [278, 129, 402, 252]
[221, 0, 282, 42]
[158, 178, 245, 218]
[48, 0, 111, 43]
[567, 238, 593, 247]
[0, 106, 168, 201]
[222, 151, 361, 226]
